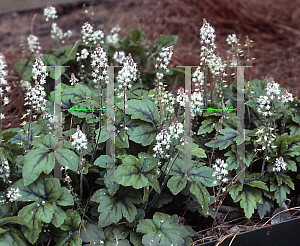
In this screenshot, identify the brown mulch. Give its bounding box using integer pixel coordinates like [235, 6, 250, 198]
[0, 0, 300, 129]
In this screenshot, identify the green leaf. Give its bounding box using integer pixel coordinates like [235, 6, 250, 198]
[9, 122, 42, 146]
[55, 231, 81, 246]
[189, 182, 210, 214]
[155, 35, 178, 48]
[270, 182, 291, 205]
[167, 157, 214, 213]
[128, 121, 156, 146]
[287, 125, 300, 137]
[0, 216, 29, 228]
[51, 205, 67, 228]
[197, 118, 216, 135]
[60, 209, 81, 231]
[0, 227, 28, 246]
[80, 223, 105, 245]
[94, 155, 109, 168]
[205, 127, 237, 150]
[18, 203, 42, 244]
[257, 197, 273, 219]
[14, 57, 35, 81]
[131, 29, 147, 43]
[22, 134, 79, 185]
[115, 154, 160, 192]
[137, 212, 193, 246]
[10, 173, 73, 206]
[245, 180, 269, 191]
[231, 185, 263, 218]
[61, 83, 91, 106]
[91, 187, 141, 228]
[126, 99, 159, 125]
[275, 172, 294, 189]
[175, 143, 207, 159]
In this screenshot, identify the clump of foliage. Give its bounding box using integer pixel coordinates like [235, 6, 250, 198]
[0, 4, 299, 246]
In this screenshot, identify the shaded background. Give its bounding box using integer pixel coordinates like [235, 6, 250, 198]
[0, 0, 300, 129]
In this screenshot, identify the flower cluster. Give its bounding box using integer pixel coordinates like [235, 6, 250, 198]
[91, 44, 109, 84]
[0, 158, 11, 184]
[176, 88, 204, 117]
[0, 53, 10, 111]
[272, 156, 287, 172]
[266, 77, 281, 100]
[192, 67, 204, 92]
[256, 77, 293, 118]
[113, 51, 126, 64]
[72, 125, 88, 151]
[155, 45, 174, 80]
[44, 3, 58, 22]
[106, 26, 120, 44]
[226, 34, 238, 46]
[200, 18, 216, 64]
[281, 88, 294, 104]
[255, 127, 277, 151]
[76, 48, 89, 62]
[81, 22, 104, 45]
[24, 80, 47, 112]
[27, 35, 41, 54]
[153, 117, 185, 159]
[208, 54, 226, 77]
[212, 159, 229, 184]
[6, 188, 21, 202]
[116, 53, 138, 91]
[32, 54, 48, 85]
[190, 91, 204, 117]
[51, 23, 72, 43]
[69, 73, 79, 86]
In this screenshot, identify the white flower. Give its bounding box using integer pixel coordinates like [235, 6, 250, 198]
[32, 54, 48, 85]
[192, 67, 204, 92]
[24, 80, 47, 112]
[44, 3, 58, 22]
[69, 73, 79, 86]
[281, 88, 293, 104]
[27, 35, 41, 53]
[0, 159, 11, 184]
[6, 188, 21, 202]
[72, 125, 88, 151]
[212, 158, 229, 184]
[76, 48, 89, 61]
[191, 91, 204, 117]
[272, 156, 287, 172]
[226, 34, 238, 45]
[266, 77, 280, 98]
[200, 18, 216, 64]
[0, 53, 8, 87]
[81, 22, 104, 45]
[51, 23, 72, 42]
[106, 26, 120, 44]
[113, 51, 126, 64]
[117, 53, 138, 89]
[3, 97, 9, 106]
[155, 45, 174, 73]
[91, 44, 109, 84]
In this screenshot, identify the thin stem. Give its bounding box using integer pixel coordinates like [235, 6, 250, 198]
[282, 106, 287, 134]
[79, 155, 84, 203]
[27, 107, 33, 150]
[145, 151, 180, 214]
[261, 146, 267, 180]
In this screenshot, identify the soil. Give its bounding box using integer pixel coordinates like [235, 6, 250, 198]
[1, 0, 300, 244]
